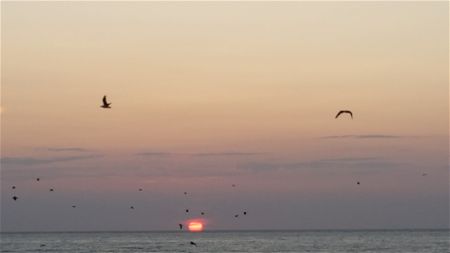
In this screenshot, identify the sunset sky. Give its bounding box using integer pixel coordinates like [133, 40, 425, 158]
[1, 2, 448, 232]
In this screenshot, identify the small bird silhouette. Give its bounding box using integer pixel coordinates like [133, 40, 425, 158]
[179, 224, 183, 230]
[40, 244, 46, 247]
[243, 211, 247, 215]
[201, 212, 205, 215]
[185, 209, 189, 213]
[138, 188, 143, 192]
[190, 241, 197, 246]
[422, 173, 428, 176]
[232, 184, 236, 187]
[184, 192, 187, 195]
[49, 188, 54, 192]
[101, 95, 111, 109]
[36, 178, 40, 182]
[130, 206, 135, 209]
[12, 186, 16, 190]
[357, 182, 360, 185]
[72, 205, 76, 208]
[12, 196, 18, 201]
[234, 214, 239, 218]
[335, 110, 353, 119]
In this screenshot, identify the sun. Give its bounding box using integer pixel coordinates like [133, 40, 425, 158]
[188, 221, 204, 232]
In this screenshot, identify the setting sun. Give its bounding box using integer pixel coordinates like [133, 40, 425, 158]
[188, 221, 204, 232]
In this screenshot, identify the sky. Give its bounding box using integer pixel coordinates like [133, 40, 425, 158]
[1, 2, 448, 232]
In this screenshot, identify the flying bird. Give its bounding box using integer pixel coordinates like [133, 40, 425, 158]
[12, 196, 18, 201]
[184, 192, 188, 195]
[232, 184, 236, 187]
[234, 214, 239, 218]
[36, 178, 40, 182]
[72, 205, 76, 208]
[243, 211, 247, 215]
[335, 110, 353, 119]
[201, 212, 205, 216]
[422, 173, 428, 176]
[138, 188, 143, 192]
[179, 224, 183, 230]
[101, 95, 111, 109]
[12, 186, 16, 190]
[190, 241, 197, 246]
[130, 206, 135, 209]
[185, 209, 189, 213]
[357, 182, 360, 185]
[49, 188, 54, 192]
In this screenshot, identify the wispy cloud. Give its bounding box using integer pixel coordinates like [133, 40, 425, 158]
[192, 152, 266, 157]
[320, 134, 406, 139]
[1, 155, 102, 166]
[135, 152, 173, 157]
[241, 156, 400, 173]
[46, 147, 90, 152]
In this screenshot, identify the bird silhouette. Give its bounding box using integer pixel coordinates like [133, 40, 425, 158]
[201, 212, 205, 215]
[101, 95, 111, 109]
[49, 188, 54, 192]
[72, 205, 76, 208]
[243, 211, 247, 215]
[422, 173, 428, 176]
[138, 188, 143, 192]
[232, 184, 236, 187]
[357, 182, 360, 185]
[12, 196, 18, 201]
[12, 186, 16, 190]
[179, 224, 183, 230]
[234, 214, 239, 218]
[185, 209, 189, 213]
[190, 241, 197, 246]
[36, 178, 40, 182]
[335, 110, 353, 119]
[130, 206, 135, 209]
[184, 192, 187, 195]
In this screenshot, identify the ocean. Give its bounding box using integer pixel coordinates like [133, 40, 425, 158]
[1, 230, 448, 252]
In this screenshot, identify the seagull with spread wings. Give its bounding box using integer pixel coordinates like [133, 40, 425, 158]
[335, 110, 353, 119]
[101, 95, 112, 109]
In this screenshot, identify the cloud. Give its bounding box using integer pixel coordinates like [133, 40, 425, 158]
[192, 152, 265, 157]
[240, 156, 400, 173]
[46, 147, 90, 152]
[0, 155, 102, 166]
[135, 152, 173, 157]
[320, 134, 405, 139]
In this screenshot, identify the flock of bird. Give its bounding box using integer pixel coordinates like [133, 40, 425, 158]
[8, 95, 363, 247]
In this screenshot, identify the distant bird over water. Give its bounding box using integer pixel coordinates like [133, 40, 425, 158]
[357, 181, 360, 185]
[130, 206, 135, 209]
[36, 178, 40, 182]
[190, 241, 197, 246]
[72, 205, 76, 208]
[49, 188, 54, 192]
[101, 95, 111, 109]
[422, 173, 428, 176]
[201, 212, 205, 215]
[12, 196, 18, 201]
[335, 110, 353, 119]
[12, 186, 16, 190]
[138, 188, 143, 192]
[185, 209, 189, 213]
[179, 223, 183, 230]
[243, 211, 247, 215]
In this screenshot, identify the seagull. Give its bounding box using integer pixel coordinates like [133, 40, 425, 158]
[101, 95, 111, 109]
[335, 110, 353, 119]
[40, 244, 46, 247]
[12, 196, 18, 201]
[190, 241, 197, 246]
[179, 224, 183, 230]
[234, 214, 239, 218]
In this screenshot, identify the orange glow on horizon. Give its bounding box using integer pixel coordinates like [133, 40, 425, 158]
[188, 221, 204, 232]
